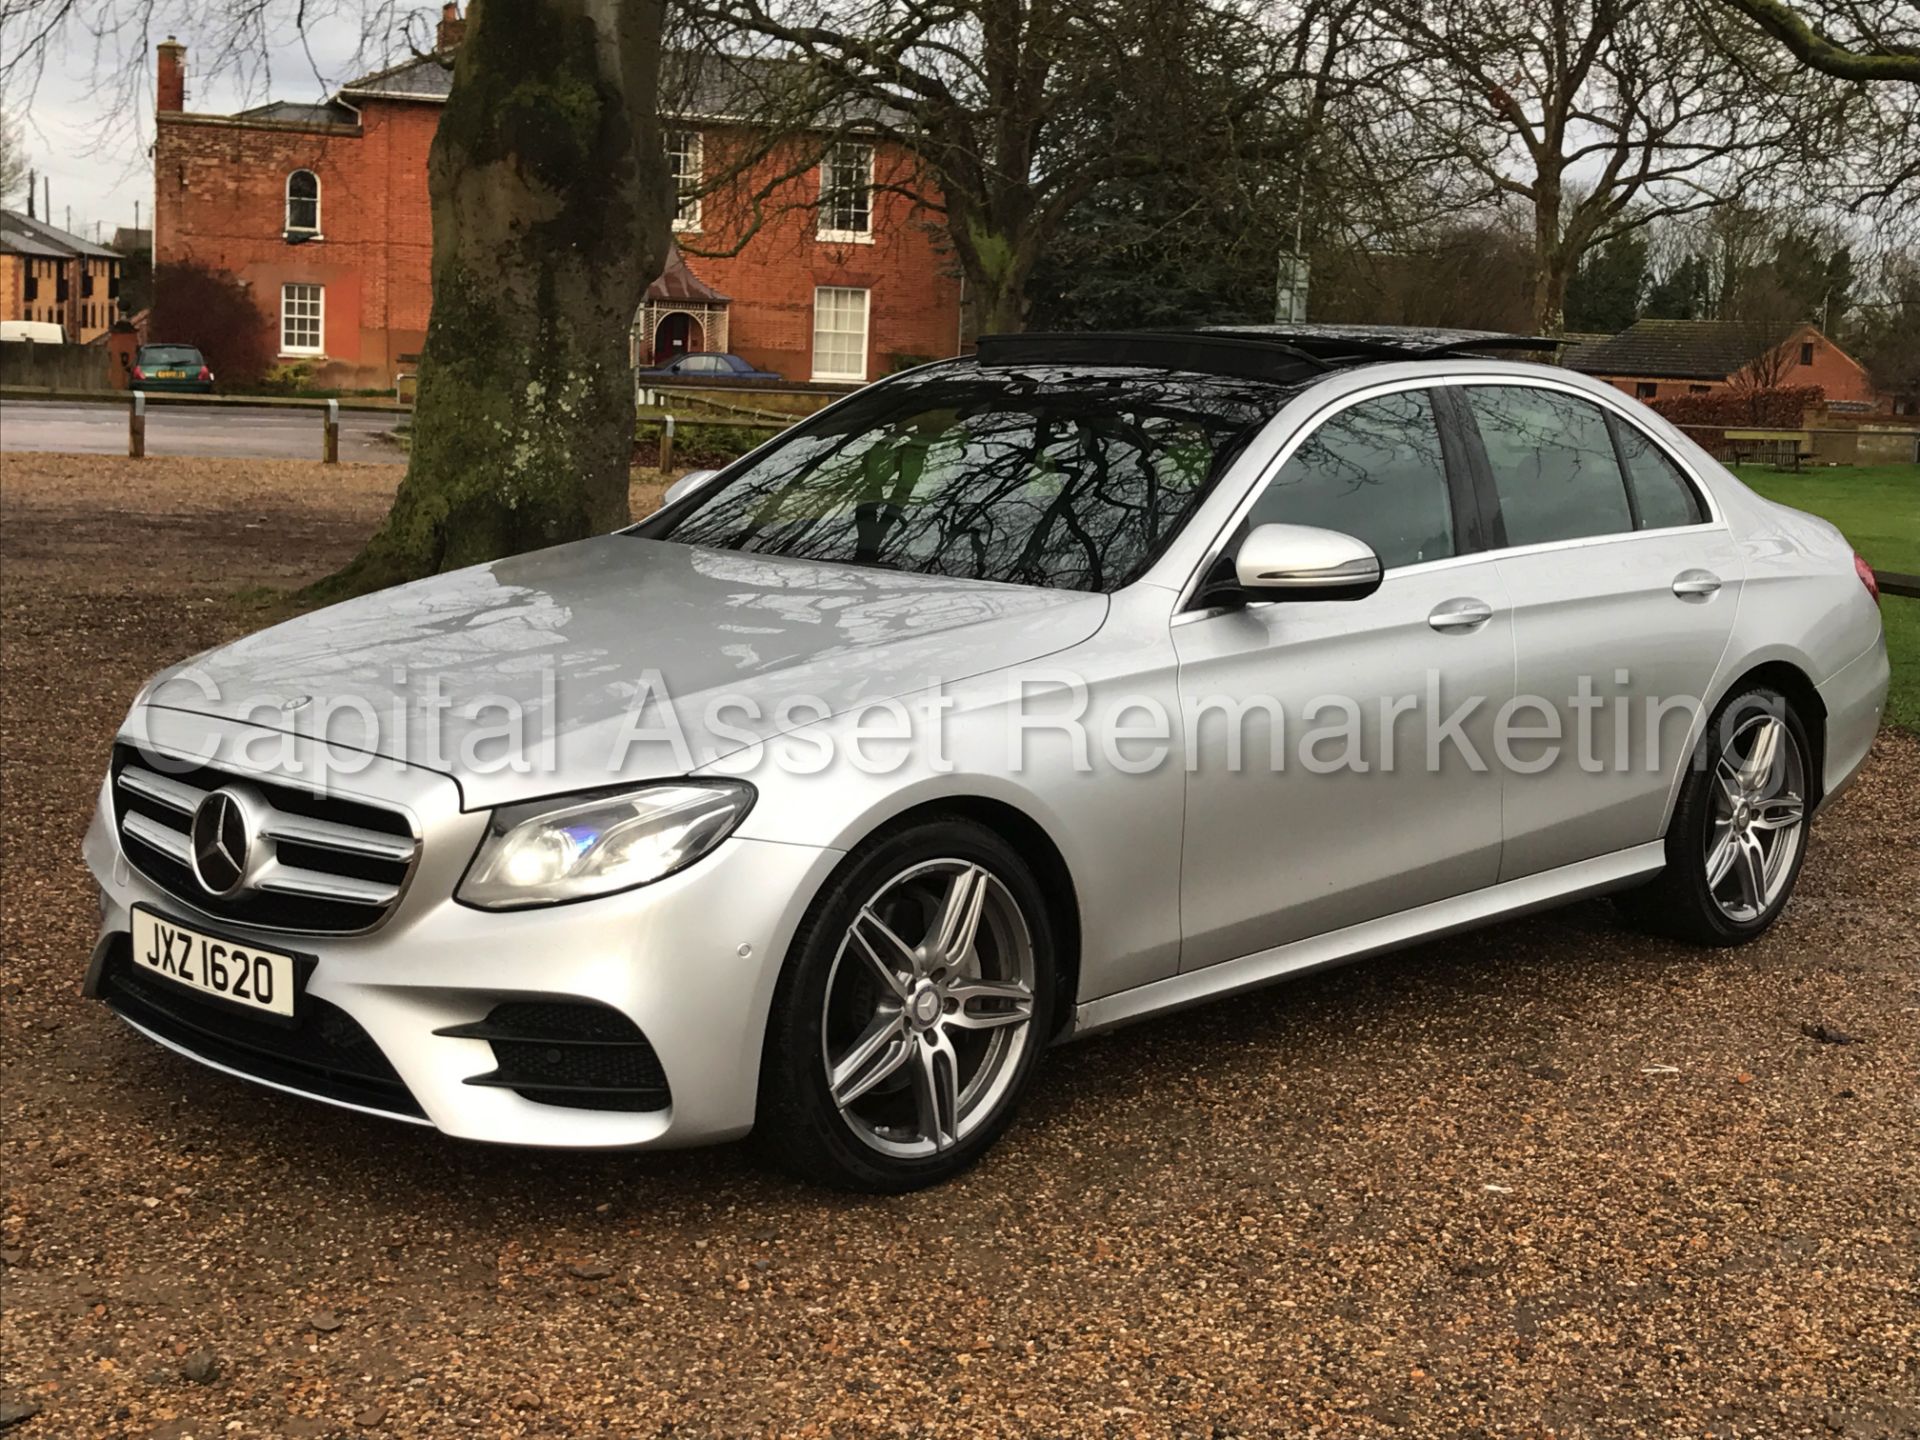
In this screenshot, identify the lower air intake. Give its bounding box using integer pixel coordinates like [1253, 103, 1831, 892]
[438, 1001, 671, 1113]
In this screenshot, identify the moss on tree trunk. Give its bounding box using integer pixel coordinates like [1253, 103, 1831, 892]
[311, 0, 670, 600]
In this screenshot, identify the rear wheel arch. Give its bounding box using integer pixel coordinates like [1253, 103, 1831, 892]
[1708, 661, 1827, 807]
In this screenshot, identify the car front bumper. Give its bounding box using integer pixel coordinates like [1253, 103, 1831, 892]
[82, 747, 844, 1150]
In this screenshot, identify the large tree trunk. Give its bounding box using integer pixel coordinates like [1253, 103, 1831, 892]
[1530, 183, 1570, 335]
[312, 0, 671, 601]
[954, 217, 1037, 339]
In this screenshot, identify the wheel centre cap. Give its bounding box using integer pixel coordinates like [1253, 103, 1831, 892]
[908, 986, 943, 1027]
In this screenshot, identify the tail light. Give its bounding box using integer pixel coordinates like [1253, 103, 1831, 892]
[131, 366, 145, 380]
[198, 366, 212, 381]
[1854, 553, 1880, 604]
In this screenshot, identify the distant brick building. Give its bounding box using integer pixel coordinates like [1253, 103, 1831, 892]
[151, 14, 965, 387]
[0, 210, 124, 342]
[1565, 318, 1889, 411]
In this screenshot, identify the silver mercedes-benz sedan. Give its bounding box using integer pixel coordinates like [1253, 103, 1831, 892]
[84, 327, 1889, 1189]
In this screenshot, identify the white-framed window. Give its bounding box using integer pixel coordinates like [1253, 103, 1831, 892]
[811, 286, 869, 381]
[668, 130, 702, 232]
[281, 283, 324, 355]
[285, 169, 321, 236]
[817, 141, 874, 242]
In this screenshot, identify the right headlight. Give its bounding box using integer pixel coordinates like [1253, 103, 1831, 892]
[455, 781, 755, 911]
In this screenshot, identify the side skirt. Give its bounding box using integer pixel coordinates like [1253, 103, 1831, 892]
[1069, 842, 1666, 1039]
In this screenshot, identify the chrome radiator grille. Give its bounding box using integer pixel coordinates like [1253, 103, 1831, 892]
[110, 744, 419, 934]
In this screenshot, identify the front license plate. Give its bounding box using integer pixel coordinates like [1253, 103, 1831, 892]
[130, 907, 298, 1018]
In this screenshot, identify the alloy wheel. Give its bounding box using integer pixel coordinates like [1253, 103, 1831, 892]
[1704, 711, 1807, 923]
[820, 858, 1037, 1159]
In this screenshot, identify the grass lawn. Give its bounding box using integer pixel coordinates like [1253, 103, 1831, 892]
[1733, 464, 1920, 731]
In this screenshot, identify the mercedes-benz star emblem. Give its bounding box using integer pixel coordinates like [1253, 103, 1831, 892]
[189, 790, 253, 897]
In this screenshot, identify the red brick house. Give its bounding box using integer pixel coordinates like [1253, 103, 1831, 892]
[152, 14, 964, 387]
[1564, 318, 1888, 411]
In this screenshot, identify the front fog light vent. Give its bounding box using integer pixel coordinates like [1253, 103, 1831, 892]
[436, 1001, 671, 1113]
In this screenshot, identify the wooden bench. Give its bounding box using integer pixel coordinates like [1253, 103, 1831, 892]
[1723, 428, 1812, 470]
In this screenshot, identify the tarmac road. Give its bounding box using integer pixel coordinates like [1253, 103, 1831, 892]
[0, 398, 404, 462]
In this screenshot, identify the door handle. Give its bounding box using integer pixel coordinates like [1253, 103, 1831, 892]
[1672, 570, 1723, 599]
[1428, 598, 1493, 632]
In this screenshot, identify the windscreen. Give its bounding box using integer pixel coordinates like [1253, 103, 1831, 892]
[649, 365, 1292, 592]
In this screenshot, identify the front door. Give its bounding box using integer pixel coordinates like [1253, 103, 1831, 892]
[654, 312, 703, 362]
[1175, 387, 1514, 971]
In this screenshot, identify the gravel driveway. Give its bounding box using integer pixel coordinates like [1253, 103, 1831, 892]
[3, 454, 1915, 1439]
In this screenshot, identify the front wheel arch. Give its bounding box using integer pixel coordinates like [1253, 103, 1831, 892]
[821, 795, 1083, 1038]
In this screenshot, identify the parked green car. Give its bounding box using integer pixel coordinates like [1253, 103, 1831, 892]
[131, 344, 214, 394]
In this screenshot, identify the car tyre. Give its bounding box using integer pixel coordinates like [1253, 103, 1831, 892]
[1624, 683, 1813, 947]
[756, 818, 1056, 1192]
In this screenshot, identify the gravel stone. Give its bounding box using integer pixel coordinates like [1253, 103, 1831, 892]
[179, 1348, 219, 1384]
[0, 1398, 41, 1428]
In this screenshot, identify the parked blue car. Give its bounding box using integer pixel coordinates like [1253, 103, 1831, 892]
[636, 351, 782, 382]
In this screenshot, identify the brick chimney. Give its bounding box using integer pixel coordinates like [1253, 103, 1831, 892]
[436, 4, 466, 50]
[156, 36, 185, 112]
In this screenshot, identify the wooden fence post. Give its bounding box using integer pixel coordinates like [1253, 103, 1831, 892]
[323, 399, 340, 464]
[659, 412, 675, 472]
[128, 391, 146, 459]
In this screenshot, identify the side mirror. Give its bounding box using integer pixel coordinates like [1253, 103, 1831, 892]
[663, 468, 722, 506]
[1199, 523, 1383, 607]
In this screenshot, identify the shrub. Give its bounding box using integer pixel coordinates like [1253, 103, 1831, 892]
[632, 418, 787, 469]
[1650, 386, 1826, 456]
[256, 361, 315, 394]
[149, 262, 273, 386]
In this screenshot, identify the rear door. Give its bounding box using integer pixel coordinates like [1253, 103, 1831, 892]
[1453, 382, 1742, 879]
[1173, 385, 1514, 970]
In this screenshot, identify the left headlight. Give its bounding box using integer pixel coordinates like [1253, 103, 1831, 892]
[456, 781, 755, 911]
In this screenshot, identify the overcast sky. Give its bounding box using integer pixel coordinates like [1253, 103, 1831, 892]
[6, 6, 434, 245]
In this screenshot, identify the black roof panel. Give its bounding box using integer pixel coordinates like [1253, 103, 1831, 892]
[1200, 323, 1563, 360]
[974, 331, 1329, 384]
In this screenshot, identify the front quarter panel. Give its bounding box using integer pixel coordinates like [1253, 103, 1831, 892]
[712, 583, 1189, 1002]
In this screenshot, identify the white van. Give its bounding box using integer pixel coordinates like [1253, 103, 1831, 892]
[0, 320, 68, 344]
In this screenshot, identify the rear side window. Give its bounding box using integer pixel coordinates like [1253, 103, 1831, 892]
[1244, 390, 1455, 569]
[1467, 386, 1634, 546]
[1614, 421, 1705, 529]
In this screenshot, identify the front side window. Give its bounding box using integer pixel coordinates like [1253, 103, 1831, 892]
[1466, 385, 1634, 547]
[818, 141, 873, 239]
[667, 131, 702, 231]
[1243, 389, 1455, 570]
[286, 170, 320, 235]
[812, 286, 869, 382]
[1614, 420, 1705, 530]
[281, 283, 324, 354]
[651, 366, 1290, 593]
